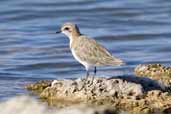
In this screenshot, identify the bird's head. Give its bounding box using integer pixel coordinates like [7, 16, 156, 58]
[56, 22, 81, 39]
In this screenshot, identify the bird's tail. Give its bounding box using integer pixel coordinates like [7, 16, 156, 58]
[97, 57, 125, 66]
[110, 58, 125, 66]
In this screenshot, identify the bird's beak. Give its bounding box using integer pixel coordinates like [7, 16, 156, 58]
[56, 30, 61, 34]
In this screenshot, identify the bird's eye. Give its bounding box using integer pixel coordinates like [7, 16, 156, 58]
[64, 27, 69, 30]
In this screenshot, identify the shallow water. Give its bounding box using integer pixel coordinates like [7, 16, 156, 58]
[0, 0, 171, 100]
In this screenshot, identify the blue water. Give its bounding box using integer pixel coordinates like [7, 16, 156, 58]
[0, 0, 171, 100]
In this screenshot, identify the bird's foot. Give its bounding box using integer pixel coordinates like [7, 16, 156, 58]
[87, 76, 95, 87]
[77, 78, 87, 91]
[77, 77, 95, 91]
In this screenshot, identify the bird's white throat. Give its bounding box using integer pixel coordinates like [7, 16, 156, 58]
[62, 31, 73, 48]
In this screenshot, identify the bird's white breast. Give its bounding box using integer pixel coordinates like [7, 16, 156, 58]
[68, 34, 91, 70]
[71, 49, 90, 70]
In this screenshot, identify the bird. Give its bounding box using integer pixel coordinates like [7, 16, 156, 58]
[56, 22, 124, 85]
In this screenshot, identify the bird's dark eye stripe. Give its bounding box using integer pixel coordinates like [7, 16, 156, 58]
[65, 27, 69, 30]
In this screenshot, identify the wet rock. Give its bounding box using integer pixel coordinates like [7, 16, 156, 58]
[134, 64, 171, 89]
[26, 80, 52, 93]
[0, 96, 126, 114]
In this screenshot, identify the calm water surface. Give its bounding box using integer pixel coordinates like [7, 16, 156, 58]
[0, 0, 171, 100]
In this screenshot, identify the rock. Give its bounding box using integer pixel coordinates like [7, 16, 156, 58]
[0, 96, 126, 114]
[26, 76, 171, 114]
[134, 64, 171, 90]
[163, 107, 171, 114]
[40, 77, 143, 101]
[112, 76, 164, 91]
[26, 80, 53, 93]
[144, 90, 171, 114]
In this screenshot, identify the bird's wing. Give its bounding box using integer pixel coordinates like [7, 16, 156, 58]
[74, 36, 123, 66]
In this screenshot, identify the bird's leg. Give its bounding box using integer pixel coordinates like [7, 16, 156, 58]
[85, 70, 90, 82]
[79, 70, 89, 91]
[89, 66, 96, 86]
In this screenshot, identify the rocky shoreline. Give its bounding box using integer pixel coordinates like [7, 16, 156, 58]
[26, 64, 171, 114]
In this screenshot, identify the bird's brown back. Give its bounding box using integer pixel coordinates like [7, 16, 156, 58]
[72, 35, 124, 66]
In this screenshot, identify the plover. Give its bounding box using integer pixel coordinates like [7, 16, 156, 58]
[56, 22, 124, 83]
